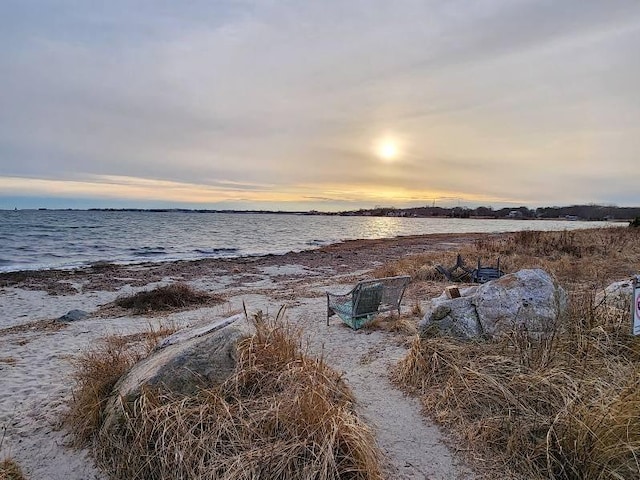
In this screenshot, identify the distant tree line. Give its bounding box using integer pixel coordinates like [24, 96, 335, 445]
[337, 204, 640, 221]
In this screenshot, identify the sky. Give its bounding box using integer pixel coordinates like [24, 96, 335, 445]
[1, 0, 639, 211]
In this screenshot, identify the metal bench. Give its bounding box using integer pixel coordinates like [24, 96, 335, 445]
[326, 275, 411, 330]
[436, 255, 504, 284]
[435, 254, 474, 282]
[472, 257, 504, 283]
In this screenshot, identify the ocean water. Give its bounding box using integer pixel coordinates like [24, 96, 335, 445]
[0, 210, 617, 273]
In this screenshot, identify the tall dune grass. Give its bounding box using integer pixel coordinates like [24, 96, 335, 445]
[375, 227, 640, 288]
[386, 228, 640, 478]
[65, 324, 178, 445]
[68, 314, 383, 480]
[395, 293, 640, 479]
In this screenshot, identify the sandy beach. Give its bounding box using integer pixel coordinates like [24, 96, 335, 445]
[0, 233, 489, 480]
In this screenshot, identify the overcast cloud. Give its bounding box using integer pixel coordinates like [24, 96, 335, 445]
[1, 0, 639, 210]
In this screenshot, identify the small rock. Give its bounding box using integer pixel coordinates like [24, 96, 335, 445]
[57, 309, 89, 322]
[595, 280, 634, 312]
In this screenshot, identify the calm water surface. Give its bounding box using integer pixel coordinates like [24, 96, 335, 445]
[0, 210, 619, 272]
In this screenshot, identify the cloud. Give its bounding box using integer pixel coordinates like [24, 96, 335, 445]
[1, 0, 639, 209]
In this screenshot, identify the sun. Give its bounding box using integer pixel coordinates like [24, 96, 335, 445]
[376, 139, 400, 162]
[379, 142, 398, 160]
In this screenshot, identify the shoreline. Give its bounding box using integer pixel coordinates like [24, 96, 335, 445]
[3, 206, 636, 221]
[0, 229, 483, 479]
[0, 232, 491, 293]
[0, 212, 618, 275]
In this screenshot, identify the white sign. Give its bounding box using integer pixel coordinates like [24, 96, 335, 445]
[634, 276, 640, 336]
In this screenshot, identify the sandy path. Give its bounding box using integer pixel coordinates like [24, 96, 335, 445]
[290, 293, 472, 479]
[0, 234, 479, 479]
[200, 269, 473, 479]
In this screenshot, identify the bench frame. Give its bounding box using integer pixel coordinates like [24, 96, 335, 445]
[436, 254, 504, 284]
[326, 275, 411, 330]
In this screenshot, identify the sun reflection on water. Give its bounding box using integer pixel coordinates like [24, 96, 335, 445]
[360, 216, 402, 239]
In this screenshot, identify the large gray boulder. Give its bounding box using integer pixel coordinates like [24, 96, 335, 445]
[420, 287, 481, 338]
[101, 314, 255, 435]
[419, 269, 567, 340]
[594, 280, 634, 312]
[114, 314, 254, 401]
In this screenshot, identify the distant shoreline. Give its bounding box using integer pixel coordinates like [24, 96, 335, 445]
[2, 205, 638, 222]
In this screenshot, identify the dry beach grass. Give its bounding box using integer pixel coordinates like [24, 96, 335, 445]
[376, 227, 640, 290]
[114, 283, 224, 314]
[388, 227, 640, 479]
[0, 458, 27, 480]
[65, 324, 179, 446]
[396, 301, 640, 479]
[66, 313, 384, 480]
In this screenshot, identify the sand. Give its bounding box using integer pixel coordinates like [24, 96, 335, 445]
[0, 234, 482, 480]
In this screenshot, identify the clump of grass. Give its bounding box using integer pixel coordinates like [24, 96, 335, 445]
[115, 283, 222, 314]
[364, 314, 418, 335]
[410, 301, 424, 317]
[76, 313, 383, 480]
[550, 373, 640, 479]
[0, 458, 27, 480]
[373, 252, 453, 281]
[65, 324, 178, 446]
[394, 292, 640, 479]
[0, 319, 67, 337]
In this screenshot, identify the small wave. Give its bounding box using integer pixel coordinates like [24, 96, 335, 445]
[305, 239, 328, 246]
[25, 225, 59, 231]
[0, 260, 89, 273]
[194, 248, 239, 255]
[0, 258, 12, 266]
[133, 251, 168, 257]
[131, 247, 168, 257]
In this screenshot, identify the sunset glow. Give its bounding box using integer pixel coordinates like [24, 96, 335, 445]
[0, 175, 502, 210]
[1, 2, 639, 210]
